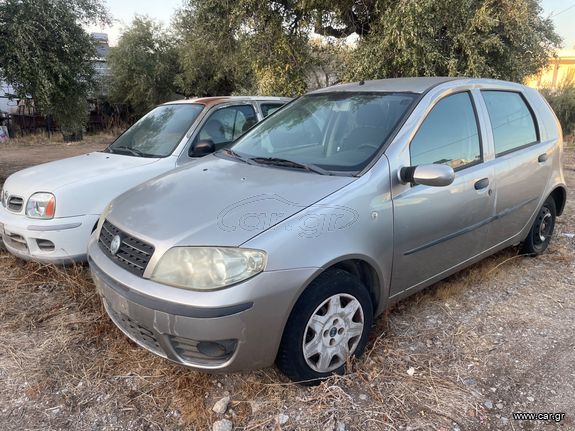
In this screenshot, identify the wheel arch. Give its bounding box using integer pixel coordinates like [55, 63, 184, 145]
[329, 259, 382, 314]
[549, 186, 567, 216]
[295, 255, 385, 317]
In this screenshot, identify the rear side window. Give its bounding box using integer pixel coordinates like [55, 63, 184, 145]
[260, 103, 285, 117]
[410, 92, 481, 170]
[481, 91, 538, 155]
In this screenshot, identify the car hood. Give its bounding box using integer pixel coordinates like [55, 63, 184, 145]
[107, 155, 355, 249]
[2, 152, 161, 197]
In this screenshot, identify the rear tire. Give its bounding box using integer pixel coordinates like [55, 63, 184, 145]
[521, 196, 556, 256]
[276, 268, 373, 384]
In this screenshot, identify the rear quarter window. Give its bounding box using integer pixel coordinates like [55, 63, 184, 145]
[260, 103, 285, 117]
[481, 91, 539, 156]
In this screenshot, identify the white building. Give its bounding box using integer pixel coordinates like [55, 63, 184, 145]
[91, 32, 110, 96]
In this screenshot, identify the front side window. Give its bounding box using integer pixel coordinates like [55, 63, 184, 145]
[481, 91, 538, 155]
[410, 92, 481, 170]
[107, 104, 204, 157]
[194, 105, 258, 150]
[231, 92, 417, 173]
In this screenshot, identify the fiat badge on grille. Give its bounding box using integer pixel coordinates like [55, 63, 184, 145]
[110, 235, 122, 255]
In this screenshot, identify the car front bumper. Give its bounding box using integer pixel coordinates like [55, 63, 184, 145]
[88, 235, 318, 372]
[0, 205, 99, 263]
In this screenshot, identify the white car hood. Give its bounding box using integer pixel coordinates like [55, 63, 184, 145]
[3, 152, 161, 197]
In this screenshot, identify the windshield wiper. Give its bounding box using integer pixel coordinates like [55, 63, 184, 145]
[219, 148, 257, 165]
[250, 157, 330, 175]
[112, 146, 144, 157]
[110, 146, 155, 158]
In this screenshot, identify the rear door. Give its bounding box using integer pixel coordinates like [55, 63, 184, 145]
[390, 91, 496, 297]
[478, 90, 553, 246]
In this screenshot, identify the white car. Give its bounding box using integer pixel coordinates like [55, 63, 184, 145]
[0, 96, 290, 263]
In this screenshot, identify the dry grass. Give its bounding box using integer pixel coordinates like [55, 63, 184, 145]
[0, 249, 508, 430]
[5, 132, 116, 148]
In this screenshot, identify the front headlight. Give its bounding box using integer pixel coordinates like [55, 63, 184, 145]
[0, 189, 6, 208]
[151, 247, 267, 290]
[26, 192, 56, 219]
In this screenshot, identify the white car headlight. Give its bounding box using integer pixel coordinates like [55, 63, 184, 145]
[0, 189, 6, 208]
[151, 247, 267, 290]
[26, 192, 56, 219]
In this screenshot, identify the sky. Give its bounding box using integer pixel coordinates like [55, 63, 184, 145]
[88, 0, 575, 49]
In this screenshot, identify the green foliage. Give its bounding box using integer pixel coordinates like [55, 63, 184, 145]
[344, 0, 560, 82]
[108, 16, 179, 118]
[541, 80, 575, 137]
[171, 0, 559, 97]
[0, 0, 109, 134]
[308, 38, 350, 89]
[174, 0, 248, 97]
[174, 0, 313, 97]
[0, 0, 562, 131]
[241, 2, 311, 96]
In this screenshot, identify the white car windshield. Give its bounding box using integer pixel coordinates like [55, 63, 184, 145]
[106, 104, 204, 158]
[229, 92, 417, 173]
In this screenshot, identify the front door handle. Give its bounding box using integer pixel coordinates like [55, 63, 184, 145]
[538, 153, 548, 163]
[474, 178, 490, 190]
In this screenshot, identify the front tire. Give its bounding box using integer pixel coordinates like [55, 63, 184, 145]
[521, 196, 556, 256]
[276, 268, 373, 384]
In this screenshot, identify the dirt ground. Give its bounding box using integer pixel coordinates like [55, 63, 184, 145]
[0, 134, 573, 431]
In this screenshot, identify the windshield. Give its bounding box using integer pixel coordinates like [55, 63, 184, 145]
[230, 92, 417, 173]
[106, 103, 204, 157]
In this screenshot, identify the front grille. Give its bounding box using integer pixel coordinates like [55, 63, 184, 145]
[105, 302, 161, 354]
[7, 196, 23, 212]
[98, 220, 155, 276]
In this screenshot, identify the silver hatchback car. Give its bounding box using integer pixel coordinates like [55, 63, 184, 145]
[88, 78, 566, 382]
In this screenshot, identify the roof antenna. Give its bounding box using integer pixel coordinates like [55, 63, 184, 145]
[359, 80, 365, 85]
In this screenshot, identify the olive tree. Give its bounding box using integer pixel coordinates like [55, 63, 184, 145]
[172, 0, 559, 97]
[0, 0, 109, 137]
[174, 0, 313, 97]
[344, 0, 561, 82]
[108, 16, 180, 118]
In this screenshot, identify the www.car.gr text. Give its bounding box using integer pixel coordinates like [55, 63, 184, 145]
[512, 412, 565, 422]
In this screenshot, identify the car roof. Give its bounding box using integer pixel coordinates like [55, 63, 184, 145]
[164, 96, 292, 108]
[308, 77, 528, 95]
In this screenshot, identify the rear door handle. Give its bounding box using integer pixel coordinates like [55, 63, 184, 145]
[474, 178, 490, 190]
[538, 153, 548, 163]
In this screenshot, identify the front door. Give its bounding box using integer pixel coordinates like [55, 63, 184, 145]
[190, 104, 259, 154]
[390, 91, 495, 297]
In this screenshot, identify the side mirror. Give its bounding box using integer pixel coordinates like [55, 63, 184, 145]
[399, 164, 455, 187]
[190, 139, 215, 157]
